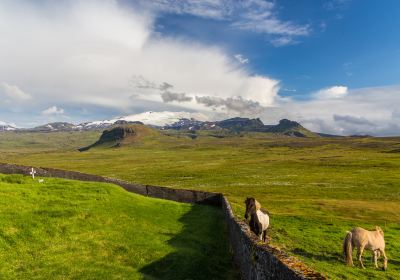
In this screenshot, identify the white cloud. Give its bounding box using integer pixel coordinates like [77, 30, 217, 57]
[314, 86, 348, 99]
[333, 114, 374, 126]
[139, 0, 232, 20]
[230, 1, 310, 38]
[42, 106, 65, 116]
[234, 54, 249, 64]
[270, 37, 297, 47]
[232, 15, 309, 37]
[140, 0, 310, 44]
[324, 0, 351, 11]
[0, 0, 279, 125]
[0, 82, 31, 101]
[263, 86, 400, 136]
[282, 88, 297, 92]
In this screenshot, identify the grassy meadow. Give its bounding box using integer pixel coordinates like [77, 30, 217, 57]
[0, 173, 236, 279]
[1, 129, 400, 279]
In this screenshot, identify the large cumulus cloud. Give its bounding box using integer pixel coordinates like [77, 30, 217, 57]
[0, 0, 279, 126]
[263, 86, 400, 136]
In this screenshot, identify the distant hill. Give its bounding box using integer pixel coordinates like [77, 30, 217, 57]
[317, 133, 344, 138]
[263, 119, 317, 137]
[0, 124, 17, 131]
[216, 117, 265, 131]
[31, 122, 77, 132]
[165, 117, 317, 137]
[79, 124, 159, 151]
[23, 121, 144, 132]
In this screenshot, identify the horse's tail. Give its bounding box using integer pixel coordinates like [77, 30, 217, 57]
[343, 231, 353, 266]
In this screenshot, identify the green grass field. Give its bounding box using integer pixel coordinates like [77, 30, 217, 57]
[0, 173, 236, 279]
[1, 130, 400, 279]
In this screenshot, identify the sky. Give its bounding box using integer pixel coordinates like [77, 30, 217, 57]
[0, 0, 400, 135]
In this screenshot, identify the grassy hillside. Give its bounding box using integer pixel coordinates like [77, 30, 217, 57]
[0, 131, 100, 153]
[0, 174, 236, 279]
[1, 130, 400, 278]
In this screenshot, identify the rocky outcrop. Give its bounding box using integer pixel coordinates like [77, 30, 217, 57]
[79, 124, 159, 151]
[79, 126, 136, 151]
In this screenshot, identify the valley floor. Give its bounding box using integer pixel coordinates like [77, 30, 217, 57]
[1, 131, 400, 279]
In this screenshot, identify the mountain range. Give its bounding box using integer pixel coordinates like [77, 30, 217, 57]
[0, 111, 316, 137]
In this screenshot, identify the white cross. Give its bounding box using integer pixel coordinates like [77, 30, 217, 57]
[29, 168, 36, 179]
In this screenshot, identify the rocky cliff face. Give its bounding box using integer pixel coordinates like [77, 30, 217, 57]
[216, 117, 265, 131]
[96, 126, 136, 143]
[79, 126, 136, 151]
[78, 124, 158, 151]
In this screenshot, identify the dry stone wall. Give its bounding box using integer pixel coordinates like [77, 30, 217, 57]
[221, 197, 326, 280]
[0, 163, 221, 206]
[0, 163, 326, 280]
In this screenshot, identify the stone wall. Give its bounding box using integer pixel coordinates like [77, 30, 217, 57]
[0, 163, 221, 206]
[221, 196, 326, 280]
[0, 163, 326, 280]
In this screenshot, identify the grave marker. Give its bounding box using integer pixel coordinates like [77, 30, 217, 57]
[29, 168, 36, 179]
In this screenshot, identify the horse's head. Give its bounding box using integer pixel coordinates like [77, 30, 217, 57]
[375, 226, 384, 236]
[244, 197, 256, 220]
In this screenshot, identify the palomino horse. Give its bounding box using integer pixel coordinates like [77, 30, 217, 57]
[343, 226, 388, 270]
[244, 197, 270, 242]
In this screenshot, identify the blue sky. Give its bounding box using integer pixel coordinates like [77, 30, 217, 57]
[153, 0, 400, 98]
[0, 0, 399, 135]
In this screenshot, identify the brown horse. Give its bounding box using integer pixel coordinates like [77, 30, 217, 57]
[244, 197, 270, 242]
[343, 226, 388, 270]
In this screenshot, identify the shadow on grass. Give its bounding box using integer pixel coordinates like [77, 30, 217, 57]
[140, 204, 237, 280]
[389, 259, 400, 266]
[292, 248, 342, 263]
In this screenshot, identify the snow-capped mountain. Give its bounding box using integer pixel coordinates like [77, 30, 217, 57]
[0, 121, 17, 131]
[32, 122, 78, 131]
[0, 111, 210, 132]
[81, 111, 209, 128]
[0, 113, 316, 137]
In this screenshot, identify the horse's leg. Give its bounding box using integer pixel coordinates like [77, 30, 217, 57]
[357, 245, 366, 269]
[259, 234, 263, 241]
[379, 249, 388, 271]
[373, 250, 378, 269]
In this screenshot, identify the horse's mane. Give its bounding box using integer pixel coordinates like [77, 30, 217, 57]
[255, 199, 270, 216]
[375, 226, 384, 236]
[255, 200, 261, 210]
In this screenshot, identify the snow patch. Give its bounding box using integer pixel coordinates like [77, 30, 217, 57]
[0, 121, 17, 131]
[84, 111, 209, 127]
